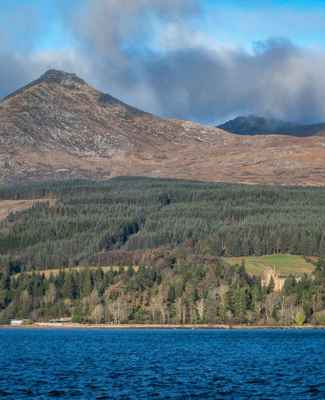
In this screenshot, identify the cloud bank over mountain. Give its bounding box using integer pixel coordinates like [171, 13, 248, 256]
[1, 0, 325, 124]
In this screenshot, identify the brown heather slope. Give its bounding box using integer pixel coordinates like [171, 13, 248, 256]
[1, 69, 325, 186]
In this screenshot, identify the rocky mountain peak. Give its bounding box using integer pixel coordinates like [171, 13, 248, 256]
[2, 69, 87, 103]
[39, 69, 86, 86]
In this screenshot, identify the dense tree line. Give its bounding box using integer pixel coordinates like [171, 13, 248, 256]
[1, 177, 325, 270]
[1, 253, 325, 325]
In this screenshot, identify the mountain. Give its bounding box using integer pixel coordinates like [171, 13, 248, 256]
[2, 69, 325, 186]
[0, 69, 226, 183]
[218, 115, 325, 137]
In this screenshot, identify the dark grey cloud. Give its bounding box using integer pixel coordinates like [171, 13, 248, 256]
[2, 0, 325, 125]
[141, 39, 325, 124]
[71, 0, 201, 112]
[71, 1, 325, 124]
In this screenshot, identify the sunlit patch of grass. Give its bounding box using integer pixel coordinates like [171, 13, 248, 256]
[224, 254, 316, 277]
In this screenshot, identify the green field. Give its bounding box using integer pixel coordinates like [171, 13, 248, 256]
[224, 254, 316, 277]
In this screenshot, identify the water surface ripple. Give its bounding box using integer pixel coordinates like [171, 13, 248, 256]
[0, 328, 324, 399]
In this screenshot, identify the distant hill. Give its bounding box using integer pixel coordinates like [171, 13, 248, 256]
[218, 115, 325, 137]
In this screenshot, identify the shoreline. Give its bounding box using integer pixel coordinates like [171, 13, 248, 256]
[2, 322, 325, 330]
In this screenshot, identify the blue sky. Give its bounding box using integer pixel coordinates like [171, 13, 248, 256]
[3, 0, 325, 53]
[202, 0, 325, 49]
[0, 0, 77, 52]
[1, 0, 325, 123]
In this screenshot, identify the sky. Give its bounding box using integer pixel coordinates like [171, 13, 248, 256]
[1, 0, 325, 124]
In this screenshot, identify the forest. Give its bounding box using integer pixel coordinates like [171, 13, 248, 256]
[1, 177, 325, 270]
[0, 177, 325, 324]
[1, 252, 325, 325]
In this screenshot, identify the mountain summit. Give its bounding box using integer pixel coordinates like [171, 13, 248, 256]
[39, 69, 85, 83]
[4, 69, 86, 102]
[1, 70, 325, 186]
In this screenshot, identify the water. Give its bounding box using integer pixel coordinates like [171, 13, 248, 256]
[0, 328, 324, 399]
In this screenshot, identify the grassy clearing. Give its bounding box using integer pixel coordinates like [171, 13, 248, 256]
[224, 254, 316, 277]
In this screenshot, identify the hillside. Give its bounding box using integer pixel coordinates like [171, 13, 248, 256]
[1, 178, 325, 271]
[0, 70, 225, 183]
[218, 115, 325, 137]
[2, 70, 325, 186]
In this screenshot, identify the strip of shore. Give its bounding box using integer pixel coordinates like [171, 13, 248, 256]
[2, 323, 325, 330]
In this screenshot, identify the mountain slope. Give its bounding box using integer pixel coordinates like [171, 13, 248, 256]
[219, 115, 325, 137]
[2, 70, 325, 186]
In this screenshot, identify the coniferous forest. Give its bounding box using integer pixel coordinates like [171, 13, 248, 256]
[1, 177, 325, 325]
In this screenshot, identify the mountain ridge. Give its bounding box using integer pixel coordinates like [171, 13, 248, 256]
[1, 70, 325, 186]
[218, 115, 325, 137]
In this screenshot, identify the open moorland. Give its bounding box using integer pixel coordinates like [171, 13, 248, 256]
[2, 70, 325, 186]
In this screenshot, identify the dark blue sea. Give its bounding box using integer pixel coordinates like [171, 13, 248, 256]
[0, 328, 325, 399]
